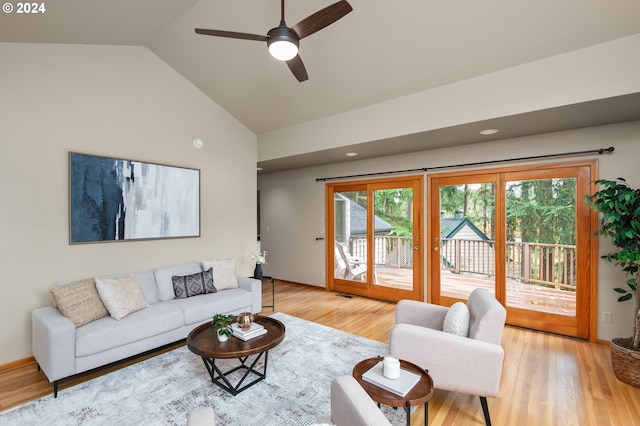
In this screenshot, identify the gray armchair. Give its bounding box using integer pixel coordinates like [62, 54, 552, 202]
[388, 288, 506, 426]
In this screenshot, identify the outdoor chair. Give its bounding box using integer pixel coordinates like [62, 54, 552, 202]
[388, 288, 506, 426]
[334, 241, 367, 281]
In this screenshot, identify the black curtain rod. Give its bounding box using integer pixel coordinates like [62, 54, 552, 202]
[315, 146, 614, 182]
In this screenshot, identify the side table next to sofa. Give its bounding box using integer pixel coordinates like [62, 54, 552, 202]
[262, 276, 275, 311]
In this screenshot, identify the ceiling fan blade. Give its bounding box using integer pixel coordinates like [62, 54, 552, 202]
[286, 55, 309, 82]
[290, 0, 353, 40]
[195, 28, 268, 42]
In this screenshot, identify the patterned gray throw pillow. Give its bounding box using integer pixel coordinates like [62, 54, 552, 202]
[172, 267, 216, 298]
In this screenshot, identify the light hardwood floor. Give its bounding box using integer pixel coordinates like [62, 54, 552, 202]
[2, 280, 639, 425]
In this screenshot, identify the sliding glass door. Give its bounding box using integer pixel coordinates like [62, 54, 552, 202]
[327, 176, 423, 302]
[429, 162, 596, 338]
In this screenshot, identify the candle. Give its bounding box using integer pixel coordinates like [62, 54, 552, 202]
[382, 356, 400, 379]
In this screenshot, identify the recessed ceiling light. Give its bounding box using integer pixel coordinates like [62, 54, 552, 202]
[480, 129, 499, 135]
[345, 152, 358, 157]
[257, 167, 264, 171]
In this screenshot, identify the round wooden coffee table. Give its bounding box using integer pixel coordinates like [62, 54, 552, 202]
[353, 357, 434, 426]
[187, 315, 285, 395]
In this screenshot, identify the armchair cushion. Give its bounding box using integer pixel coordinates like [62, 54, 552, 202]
[442, 301, 470, 336]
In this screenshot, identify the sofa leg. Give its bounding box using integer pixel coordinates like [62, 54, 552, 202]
[53, 381, 58, 398]
[479, 396, 491, 426]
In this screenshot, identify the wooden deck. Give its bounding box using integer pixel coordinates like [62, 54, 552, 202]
[373, 266, 576, 316]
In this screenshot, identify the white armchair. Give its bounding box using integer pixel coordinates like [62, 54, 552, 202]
[330, 375, 391, 426]
[388, 288, 506, 426]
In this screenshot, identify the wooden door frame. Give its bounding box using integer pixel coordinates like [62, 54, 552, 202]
[427, 160, 598, 341]
[325, 175, 424, 302]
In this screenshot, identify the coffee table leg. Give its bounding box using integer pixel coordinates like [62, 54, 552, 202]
[201, 351, 269, 395]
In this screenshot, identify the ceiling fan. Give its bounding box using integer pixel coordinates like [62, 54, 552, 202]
[195, 0, 353, 82]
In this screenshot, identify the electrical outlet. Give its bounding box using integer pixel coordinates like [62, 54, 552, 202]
[603, 311, 612, 323]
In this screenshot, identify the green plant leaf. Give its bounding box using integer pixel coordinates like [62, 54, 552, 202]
[618, 293, 633, 302]
[613, 287, 628, 294]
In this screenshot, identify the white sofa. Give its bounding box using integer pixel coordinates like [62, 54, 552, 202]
[32, 260, 262, 397]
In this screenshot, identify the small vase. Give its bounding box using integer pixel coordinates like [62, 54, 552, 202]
[253, 263, 263, 280]
[217, 331, 229, 342]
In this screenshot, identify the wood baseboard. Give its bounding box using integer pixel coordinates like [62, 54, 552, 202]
[0, 356, 36, 373]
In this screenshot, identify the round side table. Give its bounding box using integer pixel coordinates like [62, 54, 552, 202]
[352, 357, 434, 426]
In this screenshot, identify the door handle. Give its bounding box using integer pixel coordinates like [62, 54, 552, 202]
[433, 246, 439, 252]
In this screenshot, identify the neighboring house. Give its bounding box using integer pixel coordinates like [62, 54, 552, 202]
[441, 209, 494, 275]
[334, 193, 394, 244]
[334, 194, 395, 273]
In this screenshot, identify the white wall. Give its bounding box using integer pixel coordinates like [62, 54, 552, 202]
[0, 43, 257, 364]
[258, 121, 640, 342]
[258, 34, 640, 160]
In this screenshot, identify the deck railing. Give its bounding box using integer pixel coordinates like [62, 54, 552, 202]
[442, 238, 576, 289]
[347, 236, 577, 289]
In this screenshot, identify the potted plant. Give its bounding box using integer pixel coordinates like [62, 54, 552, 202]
[211, 313, 234, 342]
[585, 177, 640, 387]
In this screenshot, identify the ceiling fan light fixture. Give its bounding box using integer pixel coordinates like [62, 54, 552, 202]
[267, 26, 299, 61]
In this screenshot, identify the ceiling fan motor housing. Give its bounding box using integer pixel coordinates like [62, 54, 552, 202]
[267, 26, 300, 61]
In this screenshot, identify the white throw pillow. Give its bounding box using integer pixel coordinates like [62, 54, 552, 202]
[201, 258, 239, 290]
[442, 301, 470, 337]
[96, 276, 150, 320]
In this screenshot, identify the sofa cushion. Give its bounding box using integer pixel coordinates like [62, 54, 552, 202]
[130, 271, 159, 304]
[201, 258, 239, 290]
[75, 303, 183, 357]
[442, 301, 470, 337]
[168, 288, 252, 325]
[96, 276, 150, 320]
[106, 270, 159, 305]
[154, 262, 203, 301]
[172, 268, 216, 298]
[50, 278, 108, 327]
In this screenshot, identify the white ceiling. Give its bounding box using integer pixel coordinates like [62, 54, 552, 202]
[2, 0, 640, 168]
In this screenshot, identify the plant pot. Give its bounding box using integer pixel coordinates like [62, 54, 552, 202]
[611, 337, 640, 387]
[217, 331, 229, 342]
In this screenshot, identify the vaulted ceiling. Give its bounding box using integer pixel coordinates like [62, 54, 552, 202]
[2, 0, 640, 169]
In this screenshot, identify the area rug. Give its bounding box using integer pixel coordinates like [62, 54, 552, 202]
[2, 313, 407, 425]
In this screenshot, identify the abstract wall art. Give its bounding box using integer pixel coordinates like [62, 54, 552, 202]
[69, 152, 200, 244]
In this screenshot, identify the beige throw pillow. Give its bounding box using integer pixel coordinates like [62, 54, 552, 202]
[95, 276, 150, 320]
[50, 278, 109, 327]
[201, 258, 239, 290]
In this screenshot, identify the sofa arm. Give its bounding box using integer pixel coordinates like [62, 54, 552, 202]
[389, 323, 504, 397]
[32, 307, 76, 383]
[237, 277, 262, 314]
[395, 299, 449, 330]
[331, 375, 391, 426]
